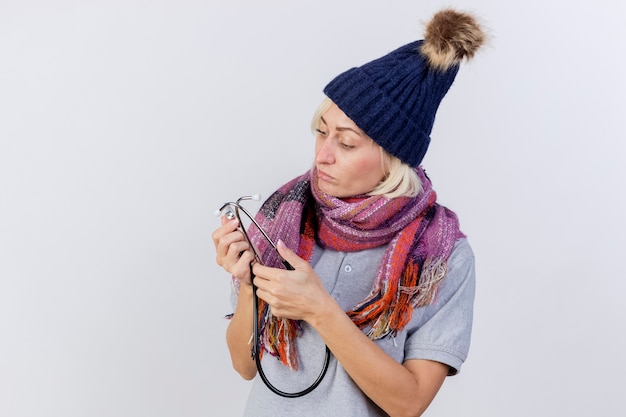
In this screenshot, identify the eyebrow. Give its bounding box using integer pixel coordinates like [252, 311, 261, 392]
[320, 116, 364, 136]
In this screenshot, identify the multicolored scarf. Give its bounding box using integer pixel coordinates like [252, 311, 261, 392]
[240, 166, 463, 370]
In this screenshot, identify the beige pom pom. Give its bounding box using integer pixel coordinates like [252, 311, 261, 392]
[420, 9, 485, 71]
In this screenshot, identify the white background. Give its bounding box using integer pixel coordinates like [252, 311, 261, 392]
[1, 1, 625, 416]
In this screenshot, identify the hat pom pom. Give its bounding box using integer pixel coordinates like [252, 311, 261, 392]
[420, 9, 485, 71]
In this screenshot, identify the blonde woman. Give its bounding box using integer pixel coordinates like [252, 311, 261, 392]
[213, 9, 485, 417]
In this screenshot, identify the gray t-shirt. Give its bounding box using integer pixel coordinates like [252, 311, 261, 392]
[233, 237, 475, 417]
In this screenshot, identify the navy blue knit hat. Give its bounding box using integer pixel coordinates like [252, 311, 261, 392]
[323, 9, 485, 167]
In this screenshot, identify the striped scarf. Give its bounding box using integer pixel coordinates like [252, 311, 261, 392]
[243, 166, 463, 370]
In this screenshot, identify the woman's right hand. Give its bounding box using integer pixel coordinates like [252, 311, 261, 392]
[212, 216, 255, 285]
[215, 216, 259, 380]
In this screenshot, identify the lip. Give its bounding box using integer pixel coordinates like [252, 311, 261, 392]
[317, 169, 334, 182]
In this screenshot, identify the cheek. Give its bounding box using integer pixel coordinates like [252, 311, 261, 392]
[362, 150, 384, 174]
[351, 153, 385, 183]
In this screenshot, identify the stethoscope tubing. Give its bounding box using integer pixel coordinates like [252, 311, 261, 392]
[217, 197, 331, 398]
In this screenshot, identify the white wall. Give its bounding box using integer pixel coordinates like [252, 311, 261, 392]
[1, 1, 625, 416]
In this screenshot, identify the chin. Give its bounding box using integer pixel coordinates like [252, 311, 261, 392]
[319, 183, 343, 198]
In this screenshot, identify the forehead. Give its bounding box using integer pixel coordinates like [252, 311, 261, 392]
[322, 103, 362, 130]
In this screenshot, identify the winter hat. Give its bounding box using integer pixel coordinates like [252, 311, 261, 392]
[323, 9, 485, 167]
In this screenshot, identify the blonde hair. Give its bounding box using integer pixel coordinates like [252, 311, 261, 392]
[311, 98, 422, 199]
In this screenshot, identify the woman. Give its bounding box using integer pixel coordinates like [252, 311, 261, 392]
[213, 9, 485, 417]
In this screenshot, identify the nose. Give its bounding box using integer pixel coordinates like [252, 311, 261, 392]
[315, 135, 336, 165]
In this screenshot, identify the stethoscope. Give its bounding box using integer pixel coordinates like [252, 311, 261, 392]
[216, 195, 331, 398]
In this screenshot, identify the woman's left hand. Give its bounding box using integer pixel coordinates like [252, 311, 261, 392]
[251, 240, 331, 322]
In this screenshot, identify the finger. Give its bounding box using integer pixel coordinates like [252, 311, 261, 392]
[276, 239, 306, 269]
[230, 250, 255, 282]
[251, 262, 271, 282]
[226, 240, 250, 260]
[220, 214, 234, 226]
[216, 227, 248, 253]
[215, 231, 249, 268]
[211, 218, 240, 244]
[252, 277, 274, 302]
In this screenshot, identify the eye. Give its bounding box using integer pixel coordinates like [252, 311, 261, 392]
[315, 128, 327, 136]
[339, 141, 355, 150]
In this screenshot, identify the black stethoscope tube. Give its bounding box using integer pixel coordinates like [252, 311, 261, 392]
[217, 196, 331, 398]
[251, 264, 331, 398]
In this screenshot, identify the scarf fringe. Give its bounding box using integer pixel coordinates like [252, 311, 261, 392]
[258, 300, 302, 370]
[350, 257, 448, 340]
[411, 257, 448, 306]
